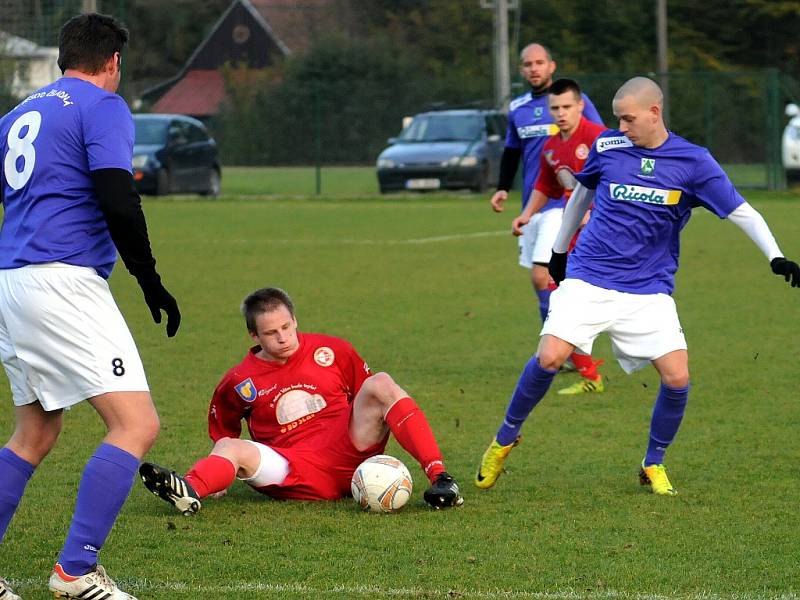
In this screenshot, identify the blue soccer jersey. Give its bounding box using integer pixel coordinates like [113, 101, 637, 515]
[571, 130, 745, 295]
[505, 89, 603, 209]
[0, 77, 134, 278]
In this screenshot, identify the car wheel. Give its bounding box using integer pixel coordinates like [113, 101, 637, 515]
[473, 162, 490, 193]
[200, 168, 221, 197]
[156, 168, 171, 196]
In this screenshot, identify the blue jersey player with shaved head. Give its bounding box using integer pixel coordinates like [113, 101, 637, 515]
[490, 43, 603, 326]
[0, 13, 180, 600]
[476, 76, 800, 495]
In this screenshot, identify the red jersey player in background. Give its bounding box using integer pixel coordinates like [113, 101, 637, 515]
[139, 287, 463, 512]
[512, 78, 607, 397]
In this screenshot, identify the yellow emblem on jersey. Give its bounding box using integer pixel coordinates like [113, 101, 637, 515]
[234, 378, 257, 402]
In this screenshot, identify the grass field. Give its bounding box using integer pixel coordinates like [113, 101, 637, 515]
[1, 179, 799, 599]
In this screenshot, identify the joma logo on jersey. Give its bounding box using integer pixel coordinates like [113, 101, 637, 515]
[640, 158, 656, 176]
[609, 183, 681, 205]
[596, 136, 633, 153]
[517, 124, 558, 139]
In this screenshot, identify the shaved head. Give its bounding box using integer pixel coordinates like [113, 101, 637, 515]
[613, 77, 663, 109]
[612, 76, 668, 148]
[519, 43, 556, 92]
[519, 43, 553, 62]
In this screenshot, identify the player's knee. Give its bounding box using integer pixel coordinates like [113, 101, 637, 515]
[136, 413, 161, 452]
[363, 372, 401, 404]
[10, 423, 62, 465]
[661, 371, 690, 389]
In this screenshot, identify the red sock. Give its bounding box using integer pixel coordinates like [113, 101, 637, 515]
[385, 397, 445, 483]
[184, 454, 237, 498]
[570, 353, 603, 381]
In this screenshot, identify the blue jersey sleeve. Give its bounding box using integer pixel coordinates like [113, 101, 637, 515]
[690, 150, 745, 218]
[84, 95, 134, 172]
[581, 94, 604, 126]
[574, 143, 602, 190]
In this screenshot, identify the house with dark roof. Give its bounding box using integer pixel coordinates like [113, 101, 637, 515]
[144, 0, 338, 118]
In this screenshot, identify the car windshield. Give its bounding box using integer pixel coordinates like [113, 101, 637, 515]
[398, 114, 483, 142]
[134, 119, 168, 145]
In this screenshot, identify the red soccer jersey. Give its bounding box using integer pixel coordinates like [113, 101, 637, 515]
[534, 117, 607, 201]
[208, 332, 372, 448]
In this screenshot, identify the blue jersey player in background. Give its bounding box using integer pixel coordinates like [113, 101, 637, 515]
[476, 76, 799, 495]
[490, 43, 603, 327]
[0, 13, 180, 600]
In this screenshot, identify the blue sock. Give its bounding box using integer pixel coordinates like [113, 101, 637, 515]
[496, 356, 557, 446]
[645, 383, 690, 465]
[536, 288, 551, 323]
[0, 447, 35, 543]
[58, 443, 139, 575]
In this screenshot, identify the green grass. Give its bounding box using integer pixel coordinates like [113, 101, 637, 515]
[1, 185, 800, 599]
[221, 164, 778, 197]
[222, 166, 380, 196]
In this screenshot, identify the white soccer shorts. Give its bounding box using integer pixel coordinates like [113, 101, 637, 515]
[518, 207, 563, 268]
[541, 278, 688, 373]
[0, 263, 149, 411]
[237, 440, 290, 487]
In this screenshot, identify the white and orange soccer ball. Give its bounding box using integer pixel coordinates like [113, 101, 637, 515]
[351, 454, 413, 513]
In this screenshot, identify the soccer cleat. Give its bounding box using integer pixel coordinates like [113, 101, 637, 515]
[423, 472, 464, 509]
[474, 437, 520, 489]
[139, 462, 201, 515]
[49, 563, 135, 599]
[639, 461, 678, 496]
[557, 375, 605, 395]
[0, 576, 22, 600]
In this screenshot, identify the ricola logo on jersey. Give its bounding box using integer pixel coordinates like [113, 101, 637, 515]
[517, 124, 559, 139]
[609, 183, 681, 205]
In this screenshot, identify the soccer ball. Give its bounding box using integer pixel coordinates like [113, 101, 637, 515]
[351, 454, 413, 513]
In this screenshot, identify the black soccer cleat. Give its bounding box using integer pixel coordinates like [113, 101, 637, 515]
[423, 472, 465, 509]
[139, 462, 201, 516]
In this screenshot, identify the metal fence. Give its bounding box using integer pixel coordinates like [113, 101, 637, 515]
[563, 70, 786, 190]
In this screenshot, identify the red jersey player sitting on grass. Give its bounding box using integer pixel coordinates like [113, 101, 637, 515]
[512, 77, 607, 397]
[140, 287, 463, 512]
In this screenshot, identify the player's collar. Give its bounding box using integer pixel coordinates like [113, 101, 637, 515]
[531, 84, 551, 98]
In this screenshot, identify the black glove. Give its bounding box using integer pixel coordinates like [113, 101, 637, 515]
[136, 273, 181, 337]
[548, 251, 568, 286]
[770, 257, 800, 288]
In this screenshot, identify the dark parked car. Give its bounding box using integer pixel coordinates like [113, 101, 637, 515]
[376, 109, 507, 193]
[132, 114, 221, 196]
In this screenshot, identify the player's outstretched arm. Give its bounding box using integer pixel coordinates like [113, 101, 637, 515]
[548, 183, 595, 285]
[92, 168, 182, 336]
[727, 202, 800, 288]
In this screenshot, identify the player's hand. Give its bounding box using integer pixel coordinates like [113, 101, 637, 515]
[137, 274, 181, 336]
[210, 489, 228, 500]
[490, 190, 508, 213]
[548, 251, 568, 286]
[512, 215, 529, 237]
[771, 257, 800, 288]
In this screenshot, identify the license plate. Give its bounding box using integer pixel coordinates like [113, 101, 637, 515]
[405, 178, 441, 190]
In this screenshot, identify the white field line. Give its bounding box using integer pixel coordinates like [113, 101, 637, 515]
[173, 230, 510, 245]
[8, 578, 799, 599]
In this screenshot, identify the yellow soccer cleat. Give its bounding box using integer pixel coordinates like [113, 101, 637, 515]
[474, 437, 520, 489]
[639, 461, 678, 496]
[557, 375, 605, 395]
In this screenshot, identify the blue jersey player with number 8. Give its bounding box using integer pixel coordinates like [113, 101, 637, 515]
[0, 13, 180, 600]
[476, 77, 800, 496]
